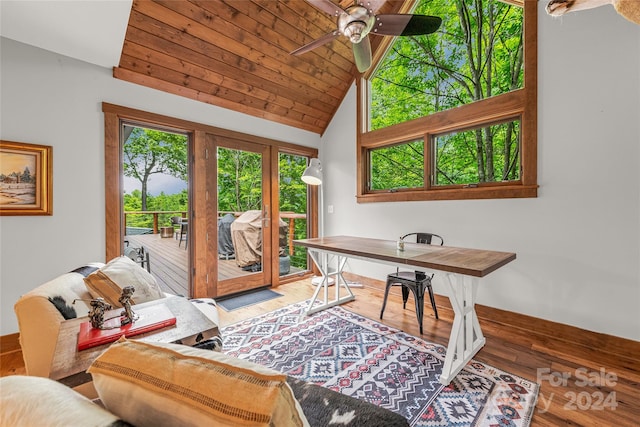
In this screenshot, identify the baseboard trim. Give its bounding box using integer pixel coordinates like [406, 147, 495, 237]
[0, 333, 20, 354]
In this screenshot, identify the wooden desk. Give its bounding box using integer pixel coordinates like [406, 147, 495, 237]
[294, 235, 516, 385]
[50, 296, 219, 387]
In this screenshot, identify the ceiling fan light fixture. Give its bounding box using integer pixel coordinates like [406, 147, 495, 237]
[292, 1, 442, 72]
[344, 21, 366, 43]
[338, 5, 375, 43]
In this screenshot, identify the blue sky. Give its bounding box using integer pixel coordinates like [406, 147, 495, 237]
[123, 173, 187, 196]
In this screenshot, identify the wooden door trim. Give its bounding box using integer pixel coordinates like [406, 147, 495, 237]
[103, 103, 318, 298]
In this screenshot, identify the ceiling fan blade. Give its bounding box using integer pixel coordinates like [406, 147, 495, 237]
[291, 31, 340, 56]
[373, 14, 442, 36]
[306, 0, 344, 16]
[352, 35, 372, 73]
[363, 0, 387, 13]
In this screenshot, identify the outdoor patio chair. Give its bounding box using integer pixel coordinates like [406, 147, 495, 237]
[170, 216, 182, 238]
[178, 220, 188, 248]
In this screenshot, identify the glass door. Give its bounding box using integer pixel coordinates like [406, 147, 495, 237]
[278, 152, 313, 278]
[215, 138, 272, 296]
[120, 124, 190, 297]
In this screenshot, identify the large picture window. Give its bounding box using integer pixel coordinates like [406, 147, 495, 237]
[357, 0, 537, 202]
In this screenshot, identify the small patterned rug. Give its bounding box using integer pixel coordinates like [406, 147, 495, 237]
[222, 301, 538, 427]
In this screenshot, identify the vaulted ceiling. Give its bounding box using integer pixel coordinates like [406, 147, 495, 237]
[114, 0, 409, 135]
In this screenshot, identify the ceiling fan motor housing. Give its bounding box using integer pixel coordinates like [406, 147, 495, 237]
[338, 5, 375, 43]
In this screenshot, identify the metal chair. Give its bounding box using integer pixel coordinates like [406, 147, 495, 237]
[170, 216, 182, 239]
[178, 220, 188, 248]
[123, 241, 151, 273]
[380, 232, 443, 334]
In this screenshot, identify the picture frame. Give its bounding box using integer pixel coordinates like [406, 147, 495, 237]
[0, 140, 53, 215]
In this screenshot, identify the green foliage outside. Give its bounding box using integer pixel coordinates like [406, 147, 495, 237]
[123, 128, 188, 211]
[371, 140, 424, 190]
[434, 120, 520, 185]
[369, 0, 524, 188]
[217, 147, 262, 213]
[278, 153, 309, 268]
[123, 189, 188, 230]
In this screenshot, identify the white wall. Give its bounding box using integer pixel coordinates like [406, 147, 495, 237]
[0, 38, 320, 335]
[321, 4, 640, 341]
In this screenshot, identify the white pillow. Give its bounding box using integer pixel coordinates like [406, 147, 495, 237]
[0, 375, 126, 427]
[84, 256, 163, 307]
[88, 338, 309, 427]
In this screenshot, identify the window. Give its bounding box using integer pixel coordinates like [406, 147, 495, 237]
[357, 0, 537, 202]
[370, 139, 424, 191]
[432, 119, 521, 187]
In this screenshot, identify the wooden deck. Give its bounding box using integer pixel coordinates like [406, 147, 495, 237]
[125, 233, 254, 297]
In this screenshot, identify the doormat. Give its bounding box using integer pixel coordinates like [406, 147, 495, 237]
[217, 288, 283, 311]
[222, 301, 539, 427]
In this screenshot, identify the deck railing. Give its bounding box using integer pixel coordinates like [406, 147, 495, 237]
[123, 211, 187, 235]
[124, 210, 307, 256]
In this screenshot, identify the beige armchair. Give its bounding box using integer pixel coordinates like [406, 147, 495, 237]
[14, 264, 103, 378]
[13, 263, 104, 396]
[13, 259, 221, 398]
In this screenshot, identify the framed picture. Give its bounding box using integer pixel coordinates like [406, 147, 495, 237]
[0, 140, 52, 215]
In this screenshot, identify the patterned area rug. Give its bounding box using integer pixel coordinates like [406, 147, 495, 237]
[222, 301, 538, 427]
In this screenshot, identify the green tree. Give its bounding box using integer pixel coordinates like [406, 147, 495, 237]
[123, 128, 187, 210]
[278, 154, 307, 214]
[278, 153, 308, 264]
[370, 0, 523, 187]
[217, 147, 262, 212]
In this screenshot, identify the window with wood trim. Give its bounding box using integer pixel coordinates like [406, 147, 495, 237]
[357, 0, 537, 202]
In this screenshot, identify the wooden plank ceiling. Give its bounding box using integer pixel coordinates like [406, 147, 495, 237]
[114, 0, 407, 135]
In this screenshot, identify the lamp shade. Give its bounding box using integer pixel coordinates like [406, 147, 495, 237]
[301, 158, 323, 185]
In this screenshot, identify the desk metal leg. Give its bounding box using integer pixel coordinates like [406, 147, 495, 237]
[439, 274, 486, 385]
[305, 251, 355, 315]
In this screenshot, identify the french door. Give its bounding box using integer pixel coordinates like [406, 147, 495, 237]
[209, 135, 273, 297]
[104, 103, 318, 301]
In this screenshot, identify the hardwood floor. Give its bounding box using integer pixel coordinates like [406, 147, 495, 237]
[2, 278, 638, 426]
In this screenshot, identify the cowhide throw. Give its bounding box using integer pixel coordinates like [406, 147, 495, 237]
[191, 336, 224, 352]
[286, 377, 410, 427]
[48, 296, 77, 320]
[46, 265, 100, 319]
[70, 265, 99, 277]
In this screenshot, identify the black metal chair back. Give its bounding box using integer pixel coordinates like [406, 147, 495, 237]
[380, 232, 443, 334]
[404, 232, 443, 246]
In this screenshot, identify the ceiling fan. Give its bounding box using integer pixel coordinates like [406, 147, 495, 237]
[291, 0, 442, 72]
